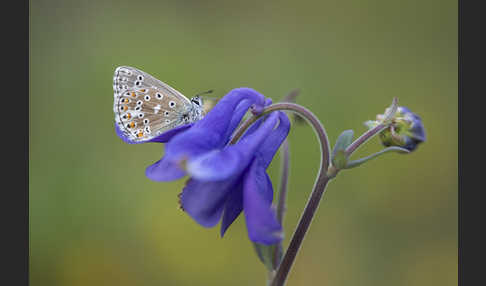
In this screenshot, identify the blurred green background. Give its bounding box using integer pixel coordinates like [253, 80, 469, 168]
[30, 0, 457, 285]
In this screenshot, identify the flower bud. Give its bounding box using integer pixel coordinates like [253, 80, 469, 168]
[366, 106, 426, 152]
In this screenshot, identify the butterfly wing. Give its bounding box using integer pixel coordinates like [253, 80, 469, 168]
[113, 66, 193, 142]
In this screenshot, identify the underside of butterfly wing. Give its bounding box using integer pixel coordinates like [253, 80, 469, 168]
[113, 66, 193, 142]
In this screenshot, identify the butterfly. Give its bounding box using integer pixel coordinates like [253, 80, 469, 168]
[113, 66, 206, 142]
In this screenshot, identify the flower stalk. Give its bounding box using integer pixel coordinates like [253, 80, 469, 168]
[231, 102, 332, 286]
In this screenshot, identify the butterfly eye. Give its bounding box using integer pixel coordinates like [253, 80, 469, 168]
[144, 95, 151, 101]
[191, 97, 201, 106]
[143, 119, 149, 125]
[169, 101, 176, 108]
[156, 93, 163, 99]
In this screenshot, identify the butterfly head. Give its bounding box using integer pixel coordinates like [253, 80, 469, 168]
[189, 96, 205, 121]
[191, 96, 203, 108]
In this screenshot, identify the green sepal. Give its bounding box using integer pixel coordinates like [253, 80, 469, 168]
[253, 242, 281, 271]
[331, 130, 354, 169]
[332, 150, 348, 170]
[345, 146, 410, 169]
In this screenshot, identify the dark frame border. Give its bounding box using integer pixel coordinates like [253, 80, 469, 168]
[2, 0, 29, 285]
[459, 0, 483, 285]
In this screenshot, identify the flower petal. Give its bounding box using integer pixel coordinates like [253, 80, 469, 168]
[181, 178, 237, 227]
[243, 158, 283, 245]
[186, 148, 242, 181]
[186, 112, 280, 181]
[256, 111, 291, 169]
[148, 124, 193, 143]
[194, 88, 266, 136]
[145, 158, 186, 182]
[220, 183, 244, 237]
[144, 128, 223, 182]
[115, 123, 140, 144]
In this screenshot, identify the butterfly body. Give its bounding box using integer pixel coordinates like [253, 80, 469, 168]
[113, 66, 204, 142]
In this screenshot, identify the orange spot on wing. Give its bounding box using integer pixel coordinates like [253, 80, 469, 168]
[129, 122, 135, 128]
[137, 132, 143, 138]
[131, 92, 136, 97]
[126, 113, 131, 119]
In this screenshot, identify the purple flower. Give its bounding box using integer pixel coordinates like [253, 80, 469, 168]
[145, 88, 290, 244]
[181, 111, 290, 244]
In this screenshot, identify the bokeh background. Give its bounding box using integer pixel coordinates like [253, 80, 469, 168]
[30, 0, 457, 285]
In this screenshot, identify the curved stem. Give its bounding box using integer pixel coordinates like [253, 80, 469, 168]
[231, 103, 330, 170]
[231, 103, 332, 286]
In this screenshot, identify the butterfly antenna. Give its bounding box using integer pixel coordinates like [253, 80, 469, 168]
[195, 89, 214, 97]
[195, 89, 221, 101]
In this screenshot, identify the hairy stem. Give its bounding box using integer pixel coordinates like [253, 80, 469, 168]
[344, 123, 386, 156]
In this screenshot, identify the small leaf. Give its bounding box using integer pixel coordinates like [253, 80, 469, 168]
[332, 150, 348, 169]
[253, 242, 280, 271]
[332, 130, 354, 157]
[331, 130, 354, 168]
[345, 146, 410, 169]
